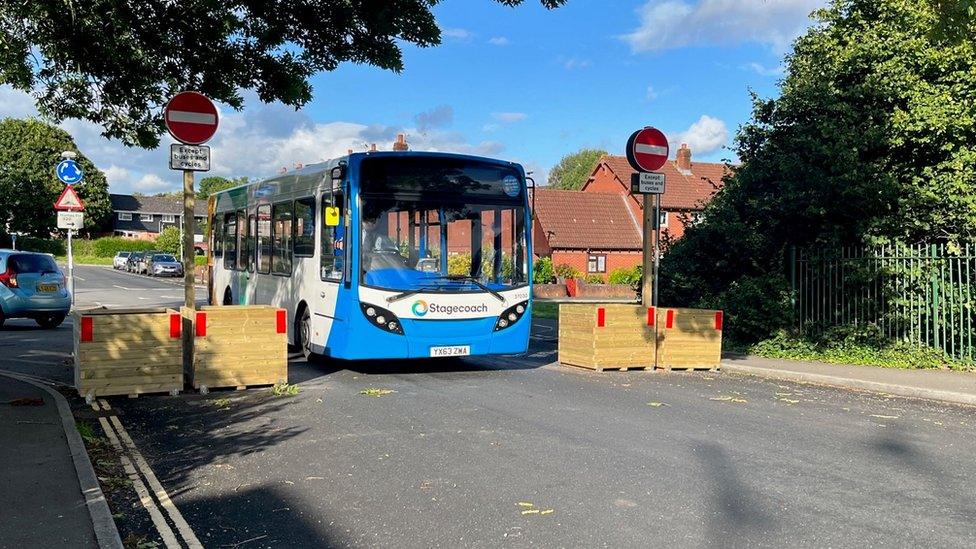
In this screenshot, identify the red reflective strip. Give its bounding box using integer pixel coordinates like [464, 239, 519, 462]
[715, 311, 724, 331]
[80, 316, 93, 342]
[647, 307, 655, 326]
[169, 313, 181, 338]
[195, 312, 207, 337]
[666, 309, 674, 329]
[276, 309, 287, 334]
[597, 308, 605, 327]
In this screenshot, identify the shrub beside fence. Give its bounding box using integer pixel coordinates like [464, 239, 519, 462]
[792, 243, 976, 362]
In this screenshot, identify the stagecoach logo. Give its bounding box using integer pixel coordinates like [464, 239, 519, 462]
[411, 299, 489, 317]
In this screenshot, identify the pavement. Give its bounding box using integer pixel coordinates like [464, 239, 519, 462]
[3, 264, 976, 547]
[723, 355, 976, 407]
[0, 372, 119, 548]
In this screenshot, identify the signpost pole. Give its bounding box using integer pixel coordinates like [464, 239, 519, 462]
[641, 197, 654, 307]
[653, 193, 661, 308]
[67, 227, 74, 307]
[182, 170, 195, 309]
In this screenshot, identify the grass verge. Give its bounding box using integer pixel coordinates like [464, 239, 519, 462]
[56, 255, 114, 266]
[532, 301, 559, 320]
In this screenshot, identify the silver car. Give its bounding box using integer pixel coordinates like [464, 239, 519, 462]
[113, 251, 131, 270]
[147, 254, 183, 277]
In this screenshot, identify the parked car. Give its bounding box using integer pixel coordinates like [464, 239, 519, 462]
[136, 251, 160, 274]
[0, 250, 70, 329]
[113, 251, 131, 270]
[125, 251, 145, 273]
[146, 254, 183, 277]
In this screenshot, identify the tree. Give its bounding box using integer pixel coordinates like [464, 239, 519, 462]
[660, 0, 976, 343]
[547, 149, 607, 190]
[198, 176, 248, 199]
[154, 226, 181, 254]
[0, 1, 566, 148]
[0, 118, 111, 237]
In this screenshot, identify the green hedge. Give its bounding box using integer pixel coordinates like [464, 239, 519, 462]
[91, 237, 157, 257]
[0, 235, 66, 255]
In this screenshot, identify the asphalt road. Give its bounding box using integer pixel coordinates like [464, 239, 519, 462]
[3, 265, 976, 547]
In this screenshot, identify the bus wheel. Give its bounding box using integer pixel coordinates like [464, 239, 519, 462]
[299, 307, 313, 360]
[222, 288, 233, 305]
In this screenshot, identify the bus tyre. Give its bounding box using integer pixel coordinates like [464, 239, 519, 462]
[299, 307, 313, 361]
[223, 288, 233, 305]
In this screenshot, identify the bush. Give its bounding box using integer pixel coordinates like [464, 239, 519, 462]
[608, 266, 641, 285]
[554, 263, 581, 280]
[0, 235, 66, 255]
[154, 227, 181, 254]
[533, 257, 555, 284]
[91, 237, 156, 257]
[716, 275, 793, 345]
[584, 274, 605, 284]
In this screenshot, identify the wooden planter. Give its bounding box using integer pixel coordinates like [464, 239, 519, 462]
[656, 307, 723, 370]
[558, 303, 656, 371]
[185, 305, 288, 392]
[74, 308, 183, 400]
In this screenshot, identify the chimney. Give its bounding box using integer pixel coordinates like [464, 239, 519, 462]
[294, 162, 303, 170]
[392, 133, 409, 151]
[676, 143, 692, 174]
[347, 149, 353, 155]
[370, 143, 377, 152]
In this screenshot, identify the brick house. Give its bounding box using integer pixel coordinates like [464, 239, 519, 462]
[532, 144, 727, 280]
[109, 194, 207, 248]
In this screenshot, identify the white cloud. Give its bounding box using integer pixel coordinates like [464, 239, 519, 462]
[622, 0, 825, 54]
[745, 61, 785, 76]
[492, 112, 527, 123]
[0, 86, 36, 118]
[414, 105, 454, 132]
[560, 57, 592, 70]
[133, 174, 175, 193]
[672, 115, 729, 156]
[646, 85, 658, 101]
[442, 28, 473, 41]
[482, 123, 501, 133]
[488, 36, 510, 46]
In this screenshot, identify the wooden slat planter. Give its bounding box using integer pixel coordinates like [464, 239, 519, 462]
[655, 307, 723, 371]
[558, 303, 656, 371]
[74, 308, 183, 400]
[184, 305, 288, 392]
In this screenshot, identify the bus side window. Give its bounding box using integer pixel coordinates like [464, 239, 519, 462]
[320, 195, 340, 281]
[247, 213, 256, 272]
[236, 209, 247, 271]
[256, 204, 271, 274]
[223, 213, 237, 270]
[212, 216, 223, 259]
[272, 201, 293, 275]
[294, 197, 315, 257]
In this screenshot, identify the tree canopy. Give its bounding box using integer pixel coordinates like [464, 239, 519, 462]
[0, 0, 566, 148]
[0, 118, 111, 237]
[660, 0, 976, 343]
[198, 176, 248, 199]
[547, 149, 607, 190]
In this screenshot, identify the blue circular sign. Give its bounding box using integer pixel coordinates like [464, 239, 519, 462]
[502, 175, 520, 197]
[56, 159, 83, 184]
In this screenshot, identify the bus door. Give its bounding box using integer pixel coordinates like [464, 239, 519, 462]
[310, 192, 345, 351]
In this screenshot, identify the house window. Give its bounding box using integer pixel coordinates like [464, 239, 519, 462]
[659, 211, 668, 227]
[587, 254, 606, 273]
[162, 214, 175, 223]
[140, 213, 153, 222]
[118, 212, 132, 221]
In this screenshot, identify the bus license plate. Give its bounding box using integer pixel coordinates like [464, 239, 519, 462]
[37, 283, 58, 292]
[430, 345, 470, 357]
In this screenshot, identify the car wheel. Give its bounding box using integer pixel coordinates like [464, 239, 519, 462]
[36, 313, 66, 329]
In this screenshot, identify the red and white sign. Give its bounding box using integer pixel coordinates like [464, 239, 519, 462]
[164, 91, 219, 145]
[54, 185, 85, 211]
[626, 127, 669, 172]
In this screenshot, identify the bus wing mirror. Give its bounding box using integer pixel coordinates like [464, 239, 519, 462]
[325, 206, 341, 227]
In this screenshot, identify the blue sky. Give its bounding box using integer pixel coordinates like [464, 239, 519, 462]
[0, 0, 825, 193]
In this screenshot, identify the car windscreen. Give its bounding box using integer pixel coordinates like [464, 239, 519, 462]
[153, 255, 176, 262]
[118, 252, 130, 257]
[8, 254, 59, 274]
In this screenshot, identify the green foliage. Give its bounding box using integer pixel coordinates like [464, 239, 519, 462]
[198, 176, 248, 199]
[90, 237, 156, 257]
[554, 263, 581, 280]
[0, 234, 65, 255]
[547, 149, 608, 190]
[533, 256, 555, 284]
[531, 301, 559, 319]
[584, 273, 605, 284]
[271, 382, 300, 397]
[0, 118, 111, 236]
[751, 324, 970, 371]
[608, 266, 641, 285]
[0, 1, 566, 147]
[154, 227, 181, 254]
[660, 0, 976, 345]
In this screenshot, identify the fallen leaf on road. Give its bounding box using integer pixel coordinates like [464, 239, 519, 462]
[517, 502, 534, 507]
[647, 402, 669, 407]
[315, 398, 323, 403]
[711, 396, 746, 403]
[778, 398, 799, 404]
[305, 476, 324, 480]
[702, 376, 715, 380]
[870, 414, 899, 419]
[710, 396, 732, 401]
[775, 392, 792, 397]
[541, 509, 555, 515]
[360, 388, 396, 397]
[521, 509, 540, 515]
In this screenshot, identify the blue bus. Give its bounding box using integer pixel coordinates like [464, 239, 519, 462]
[208, 151, 533, 361]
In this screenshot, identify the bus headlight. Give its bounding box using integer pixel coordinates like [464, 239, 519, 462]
[494, 301, 528, 331]
[360, 303, 404, 335]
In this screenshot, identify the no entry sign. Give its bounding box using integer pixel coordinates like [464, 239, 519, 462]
[164, 91, 219, 145]
[626, 127, 669, 172]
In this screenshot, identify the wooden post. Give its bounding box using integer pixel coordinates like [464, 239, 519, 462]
[182, 169, 195, 374]
[642, 195, 654, 307]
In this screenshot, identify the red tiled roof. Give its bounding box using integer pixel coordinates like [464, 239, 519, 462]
[532, 188, 642, 250]
[590, 155, 728, 210]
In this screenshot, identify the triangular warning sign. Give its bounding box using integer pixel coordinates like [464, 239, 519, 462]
[54, 185, 85, 211]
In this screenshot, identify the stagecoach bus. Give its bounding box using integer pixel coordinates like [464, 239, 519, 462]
[207, 151, 533, 361]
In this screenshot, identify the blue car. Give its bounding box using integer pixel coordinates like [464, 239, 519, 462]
[0, 250, 71, 329]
